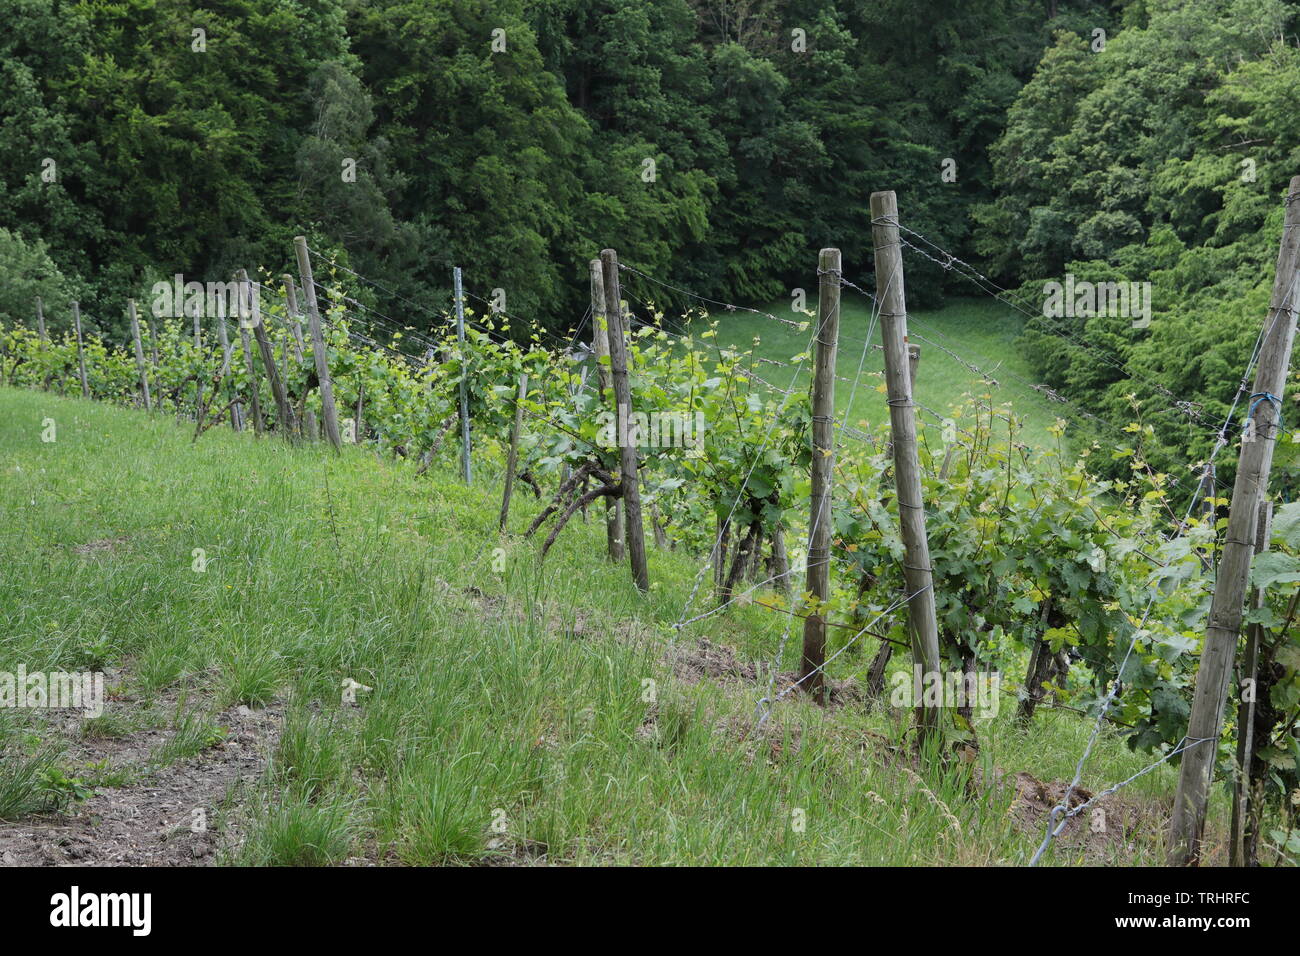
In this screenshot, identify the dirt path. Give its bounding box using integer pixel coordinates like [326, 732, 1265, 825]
[0, 685, 282, 867]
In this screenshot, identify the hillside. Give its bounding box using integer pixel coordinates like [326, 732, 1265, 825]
[0, 386, 1197, 866]
[708, 297, 1061, 451]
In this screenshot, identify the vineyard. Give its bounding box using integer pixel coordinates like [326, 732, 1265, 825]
[2, 183, 1299, 869]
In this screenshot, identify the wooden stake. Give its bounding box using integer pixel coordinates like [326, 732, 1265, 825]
[453, 266, 472, 483]
[147, 316, 159, 368]
[71, 300, 89, 399]
[283, 275, 318, 441]
[771, 524, 791, 593]
[591, 259, 624, 560]
[651, 501, 669, 549]
[798, 248, 842, 702]
[36, 296, 51, 389]
[243, 271, 295, 440]
[600, 249, 649, 592]
[1169, 175, 1300, 865]
[193, 305, 204, 416]
[233, 275, 265, 437]
[1199, 462, 1217, 569]
[214, 308, 240, 431]
[499, 373, 529, 531]
[1231, 500, 1272, 867]
[871, 191, 943, 737]
[293, 237, 342, 449]
[128, 299, 152, 411]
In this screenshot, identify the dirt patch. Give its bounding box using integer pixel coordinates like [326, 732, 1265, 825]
[671, 638, 762, 683]
[71, 536, 128, 557]
[0, 691, 282, 867]
[668, 637, 863, 705]
[1003, 770, 1165, 863]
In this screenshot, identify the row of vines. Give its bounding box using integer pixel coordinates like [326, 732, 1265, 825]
[3, 273, 1298, 857]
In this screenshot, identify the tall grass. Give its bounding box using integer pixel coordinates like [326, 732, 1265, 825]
[0, 386, 1205, 864]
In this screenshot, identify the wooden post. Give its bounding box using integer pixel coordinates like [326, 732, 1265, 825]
[214, 308, 241, 431]
[1199, 462, 1217, 568]
[243, 271, 294, 439]
[797, 248, 841, 701]
[499, 373, 529, 531]
[128, 299, 152, 411]
[294, 237, 342, 449]
[283, 275, 317, 440]
[651, 502, 669, 549]
[1231, 500, 1272, 867]
[71, 301, 89, 399]
[146, 316, 159, 368]
[871, 191, 943, 736]
[1169, 175, 1300, 866]
[453, 266, 472, 483]
[36, 296, 51, 390]
[192, 304, 205, 416]
[239, 320, 264, 435]
[600, 248, 649, 592]
[1198, 462, 1217, 520]
[355, 384, 364, 443]
[591, 259, 624, 560]
[771, 525, 791, 593]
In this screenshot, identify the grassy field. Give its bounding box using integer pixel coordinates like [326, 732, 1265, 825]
[705, 296, 1061, 451]
[0, 386, 1224, 865]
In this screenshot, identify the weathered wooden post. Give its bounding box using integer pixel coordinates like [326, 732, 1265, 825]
[871, 190, 943, 737]
[797, 249, 841, 702]
[293, 237, 342, 449]
[591, 259, 624, 560]
[192, 301, 205, 416]
[146, 316, 159, 368]
[864, 345, 923, 704]
[36, 296, 50, 389]
[128, 299, 152, 411]
[214, 307, 241, 431]
[771, 525, 791, 593]
[238, 321, 264, 436]
[499, 373, 529, 532]
[600, 248, 649, 592]
[1169, 175, 1300, 865]
[243, 270, 295, 439]
[453, 266, 472, 483]
[1231, 500, 1273, 867]
[355, 384, 364, 443]
[71, 301, 89, 399]
[283, 275, 317, 440]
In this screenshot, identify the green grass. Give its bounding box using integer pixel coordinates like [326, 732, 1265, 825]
[708, 296, 1061, 451]
[0, 385, 1218, 864]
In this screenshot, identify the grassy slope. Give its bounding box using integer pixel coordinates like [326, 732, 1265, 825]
[707, 297, 1061, 451]
[0, 386, 1201, 865]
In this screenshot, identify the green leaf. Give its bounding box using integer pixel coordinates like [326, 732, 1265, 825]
[1250, 551, 1300, 590]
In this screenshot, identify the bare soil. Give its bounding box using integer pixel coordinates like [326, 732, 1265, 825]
[0, 673, 282, 867]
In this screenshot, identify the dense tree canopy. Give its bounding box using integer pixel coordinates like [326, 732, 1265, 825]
[0, 0, 1116, 335]
[3, 0, 1299, 483]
